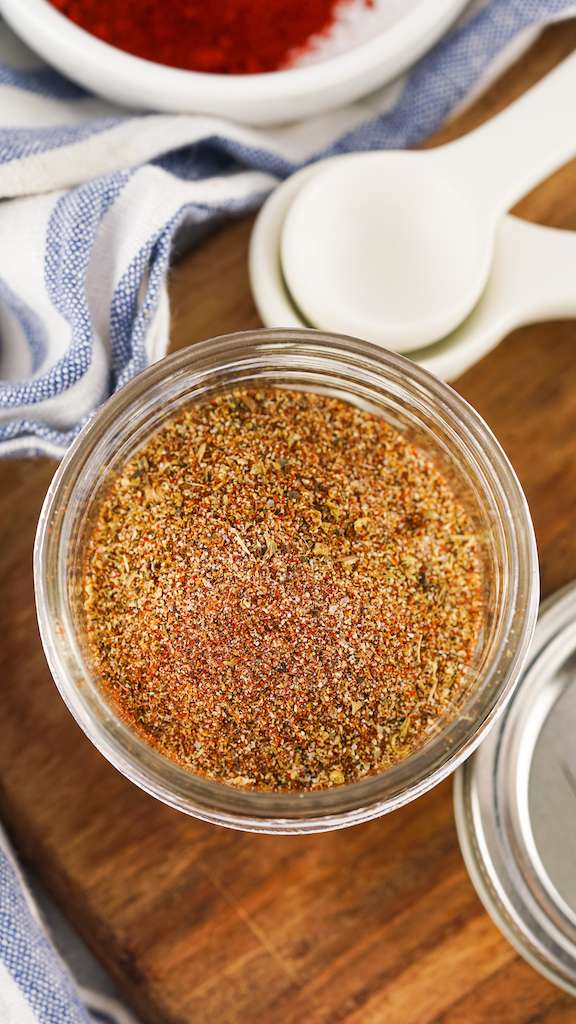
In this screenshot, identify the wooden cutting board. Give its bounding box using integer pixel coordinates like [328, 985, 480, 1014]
[2, 25, 576, 1024]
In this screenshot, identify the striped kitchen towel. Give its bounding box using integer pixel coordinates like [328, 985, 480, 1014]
[0, 825, 137, 1024]
[0, 0, 575, 457]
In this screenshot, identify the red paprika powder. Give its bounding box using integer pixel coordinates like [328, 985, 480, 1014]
[50, 0, 366, 75]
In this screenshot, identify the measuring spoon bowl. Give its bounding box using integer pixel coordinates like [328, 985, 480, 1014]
[281, 151, 484, 350]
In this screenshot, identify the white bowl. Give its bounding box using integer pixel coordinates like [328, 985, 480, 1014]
[0, 0, 469, 125]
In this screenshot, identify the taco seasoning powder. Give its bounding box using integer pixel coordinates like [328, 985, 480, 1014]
[82, 388, 483, 792]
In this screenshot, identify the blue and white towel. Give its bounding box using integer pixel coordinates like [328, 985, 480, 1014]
[1, 2, 575, 1021]
[0, 826, 137, 1023]
[0, 0, 575, 457]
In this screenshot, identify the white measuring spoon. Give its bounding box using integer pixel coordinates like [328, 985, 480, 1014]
[249, 164, 576, 381]
[280, 51, 576, 351]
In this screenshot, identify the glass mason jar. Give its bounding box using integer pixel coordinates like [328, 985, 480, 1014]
[34, 330, 539, 833]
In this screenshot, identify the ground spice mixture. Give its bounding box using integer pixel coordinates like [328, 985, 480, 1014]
[50, 0, 371, 75]
[82, 388, 484, 791]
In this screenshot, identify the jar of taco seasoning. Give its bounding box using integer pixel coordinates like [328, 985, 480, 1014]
[34, 330, 539, 833]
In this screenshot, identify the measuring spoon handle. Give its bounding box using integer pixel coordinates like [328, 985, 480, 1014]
[510, 218, 576, 321]
[420, 217, 576, 381]
[432, 51, 576, 215]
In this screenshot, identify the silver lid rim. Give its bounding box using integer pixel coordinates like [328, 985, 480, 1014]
[454, 581, 576, 996]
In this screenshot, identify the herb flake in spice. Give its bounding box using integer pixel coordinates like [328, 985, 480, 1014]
[82, 388, 483, 791]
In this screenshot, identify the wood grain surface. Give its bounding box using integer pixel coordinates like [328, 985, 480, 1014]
[2, 23, 576, 1024]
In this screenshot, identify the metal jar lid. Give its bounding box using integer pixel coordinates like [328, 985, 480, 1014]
[454, 582, 576, 994]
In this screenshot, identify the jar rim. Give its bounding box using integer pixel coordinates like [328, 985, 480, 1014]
[34, 329, 540, 833]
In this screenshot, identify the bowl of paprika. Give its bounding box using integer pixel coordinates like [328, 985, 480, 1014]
[0, 0, 469, 125]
